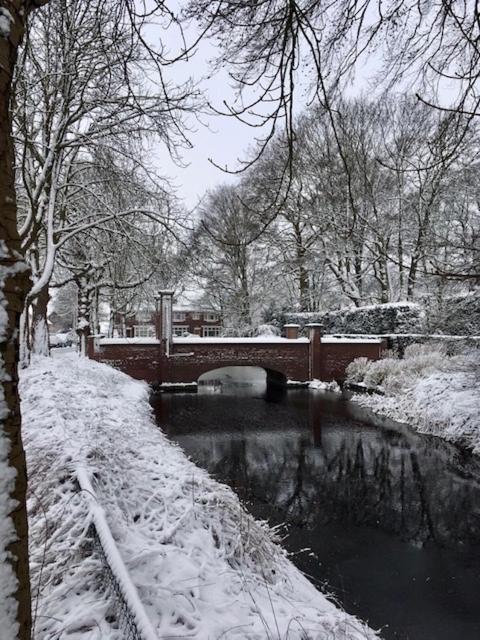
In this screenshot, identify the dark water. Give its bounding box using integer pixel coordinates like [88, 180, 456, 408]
[151, 383, 480, 640]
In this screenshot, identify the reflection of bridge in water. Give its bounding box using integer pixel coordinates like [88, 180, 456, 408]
[88, 291, 386, 386]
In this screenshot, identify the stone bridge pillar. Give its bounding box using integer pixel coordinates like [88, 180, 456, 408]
[306, 323, 324, 380]
[155, 290, 174, 356]
[284, 323, 300, 339]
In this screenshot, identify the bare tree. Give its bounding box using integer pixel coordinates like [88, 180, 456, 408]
[13, 0, 195, 357]
[191, 184, 277, 333]
[0, 1, 192, 636]
[0, 2, 46, 636]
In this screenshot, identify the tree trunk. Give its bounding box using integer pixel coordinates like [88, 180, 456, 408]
[76, 283, 91, 355]
[91, 286, 99, 335]
[293, 223, 310, 312]
[30, 285, 50, 356]
[0, 2, 33, 637]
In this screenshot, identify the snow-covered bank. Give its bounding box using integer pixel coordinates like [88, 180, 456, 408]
[347, 345, 480, 454]
[22, 354, 378, 639]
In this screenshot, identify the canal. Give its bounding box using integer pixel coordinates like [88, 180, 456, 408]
[150, 368, 480, 640]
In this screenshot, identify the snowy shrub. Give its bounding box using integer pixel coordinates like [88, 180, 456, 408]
[345, 357, 371, 384]
[347, 343, 451, 393]
[403, 342, 445, 360]
[255, 323, 280, 337]
[352, 350, 480, 454]
[363, 358, 400, 389]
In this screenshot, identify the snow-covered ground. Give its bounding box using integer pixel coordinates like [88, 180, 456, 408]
[22, 354, 378, 639]
[347, 344, 480, 454]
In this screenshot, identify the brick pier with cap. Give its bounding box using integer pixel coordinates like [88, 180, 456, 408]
[87, 291, 386, 387]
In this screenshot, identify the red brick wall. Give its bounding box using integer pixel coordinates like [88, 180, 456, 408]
[88, 341, 165, 383]
[87, 337, 386, 385]
[166, 342, 310, 383]
[321, 341, 386, 380]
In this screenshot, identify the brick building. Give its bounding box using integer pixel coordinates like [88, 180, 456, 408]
[171, 307, 222, 337]
[126, 306, 222, 338]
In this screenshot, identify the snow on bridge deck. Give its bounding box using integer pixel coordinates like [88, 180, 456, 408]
[96, 335, 383, 346]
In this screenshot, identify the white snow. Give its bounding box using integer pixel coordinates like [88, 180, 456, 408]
[341, 301, 420, 312]
[320, 336, 384, 344]
[347, 345, 480, 454]
[159, 381, 198, 388]
[0, 7, 13, 38]
[76, 318, 90, 330]
[22, 353, 378, 639]
[99, 337, 160, 345]
[76, 466, 158, 640]
[97, 335, 383, 346]
[309, 379, 341, 392]
[174, 336, 310, 344]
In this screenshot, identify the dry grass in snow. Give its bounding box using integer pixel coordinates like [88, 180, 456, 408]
[22, 353, 378, 639]
[347, 344, 480, 454]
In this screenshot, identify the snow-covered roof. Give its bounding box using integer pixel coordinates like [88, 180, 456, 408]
[172, 305, 219, 313]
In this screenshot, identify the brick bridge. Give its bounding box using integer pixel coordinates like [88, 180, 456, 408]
[87, 291, 386, 387]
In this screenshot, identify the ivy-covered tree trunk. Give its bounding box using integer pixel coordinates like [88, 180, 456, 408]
[0, 2, 44, 638]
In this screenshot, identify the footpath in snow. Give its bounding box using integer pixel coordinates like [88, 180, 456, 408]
[346, 344, 480, 454]
[22, 354, 378, 639]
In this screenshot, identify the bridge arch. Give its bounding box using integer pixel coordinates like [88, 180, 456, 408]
[197, 365, 287, 391]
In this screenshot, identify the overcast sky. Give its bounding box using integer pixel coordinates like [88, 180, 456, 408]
[151, 7, 459, 212]
[146, 14, 256, 211]
[150, 9, 319, 212]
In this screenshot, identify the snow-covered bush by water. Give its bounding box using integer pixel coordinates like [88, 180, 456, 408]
[347, 345, 448, 393]
[22, 354, 378, 639]
[347, 345, 480, 454]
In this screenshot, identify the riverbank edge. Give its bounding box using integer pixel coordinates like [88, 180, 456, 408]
[21, 353, 380, 639]
[343, 383, 480, 456]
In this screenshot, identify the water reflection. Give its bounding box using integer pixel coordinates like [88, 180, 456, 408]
[198, 365, 268, 396]
[151, 387, 480, 640]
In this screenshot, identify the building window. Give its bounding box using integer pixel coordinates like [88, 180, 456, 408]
[203, 326, 222, 337]
[173, 326, 190, 337]
[173, 311, 186, 321]
[205, 313, 219, 322]
[191, 312, 202, 320]
[134, 325, 155, 338]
